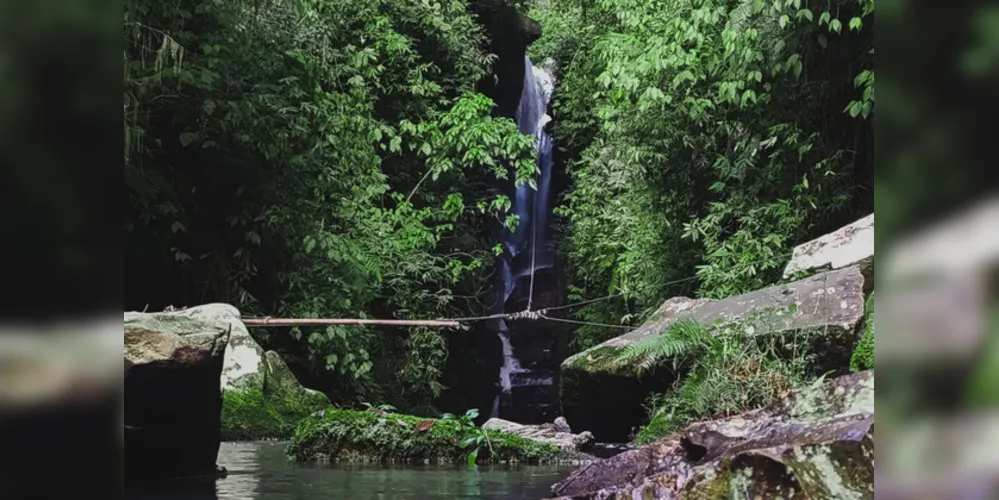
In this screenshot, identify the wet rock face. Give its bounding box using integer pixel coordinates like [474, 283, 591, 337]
[471, 5, 542, 119]
[561, 265, 868, 441]
[496, 267, 569, 425]
[124, 310, 232, 484]
[554, 416, 572, 433]
[552, 371, 874, 499]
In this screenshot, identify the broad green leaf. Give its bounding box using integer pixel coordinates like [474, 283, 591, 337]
[847, 101, 863, 117]
[179, 132, 199, 147]
[861, 101, 873, 118]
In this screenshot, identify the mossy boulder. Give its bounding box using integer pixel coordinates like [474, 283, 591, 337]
[287, 409, 583, 465]
[552, 370, 874, 499]
[151, 304, 330, 440]
[561, 266, 868, 442]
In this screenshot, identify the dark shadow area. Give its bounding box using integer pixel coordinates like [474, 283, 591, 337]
[0, 389, 120, 498]
[125, 351, 224, 485]
[562, 372, 676, 443]
[125, 478, 220, 500]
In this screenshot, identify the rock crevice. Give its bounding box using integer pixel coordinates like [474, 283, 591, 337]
[552, 371, 874, 499]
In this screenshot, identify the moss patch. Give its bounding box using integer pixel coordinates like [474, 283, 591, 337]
[559, 369, 585, 407]
[849, 293, 874, 372]
[221, 388, 328, 440]
[635, 411, 670, 444]
[287, 409, 574, 464]
[562, 345, 629, 375]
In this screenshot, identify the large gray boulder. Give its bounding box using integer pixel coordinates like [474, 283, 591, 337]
[783, 213, 874, 282]
[124, 309, 232, 483]
[561, 266, 868, 441]
[159, 303, 267, 391]
[169, 304, 329, 440]
[552, 370, 874, 499]
[174, 304, 320, 396]
[482, 417, 595, 453]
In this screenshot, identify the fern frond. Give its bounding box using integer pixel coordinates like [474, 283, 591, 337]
[617, 317, 713, 373]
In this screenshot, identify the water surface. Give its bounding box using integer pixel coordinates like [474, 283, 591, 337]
[127, 441, 574, 499]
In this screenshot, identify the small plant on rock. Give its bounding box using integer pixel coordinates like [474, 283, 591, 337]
[441, 409, 492, 465]
[461, 429, 494, 466]
[850, 293, 875, 371]
[360, 402, 397, 414]
[440, 408, 479, 427]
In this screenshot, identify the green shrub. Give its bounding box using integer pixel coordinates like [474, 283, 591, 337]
[531, 0, 874, 353]
[622, 317, 818, 444]
[125, 0, 537, 414]
[634, 411, 671, 445]
[221, 388, 328, 441]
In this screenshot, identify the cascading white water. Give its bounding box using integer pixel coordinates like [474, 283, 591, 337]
[489, 56, 557, 418]
[497, 326, 520, 391]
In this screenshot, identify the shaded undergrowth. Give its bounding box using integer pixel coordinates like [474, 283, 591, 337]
[619, 316, 821, 444]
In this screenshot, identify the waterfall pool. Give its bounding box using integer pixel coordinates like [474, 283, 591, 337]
[126, 441, 575, 500]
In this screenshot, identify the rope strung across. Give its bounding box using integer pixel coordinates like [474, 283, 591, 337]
[242, 309, 630, 330]
[241, 250, 800, 331]
[242, 317, 462, 328]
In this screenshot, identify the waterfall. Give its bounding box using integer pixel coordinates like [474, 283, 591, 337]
[489, 56, 557, 418]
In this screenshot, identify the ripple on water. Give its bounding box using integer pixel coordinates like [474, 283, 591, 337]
[127, 441, 575, 500]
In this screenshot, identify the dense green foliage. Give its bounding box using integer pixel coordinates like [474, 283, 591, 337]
[124, 0, 875, 418]
[287, 408, 570, 464]
[621, 316, 818, 443]
[124, 0, 536, 411]
[221, 388, 329, 441]
[850, 293, 874, 371]
[529, 0, 874, 350]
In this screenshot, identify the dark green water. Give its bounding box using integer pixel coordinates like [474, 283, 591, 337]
[127, 441, 575, 499]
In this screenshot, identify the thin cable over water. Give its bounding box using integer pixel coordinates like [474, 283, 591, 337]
[540, 250, 799, 314]
[537, 313, 633, 330]
[251, 250, 802, 331]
